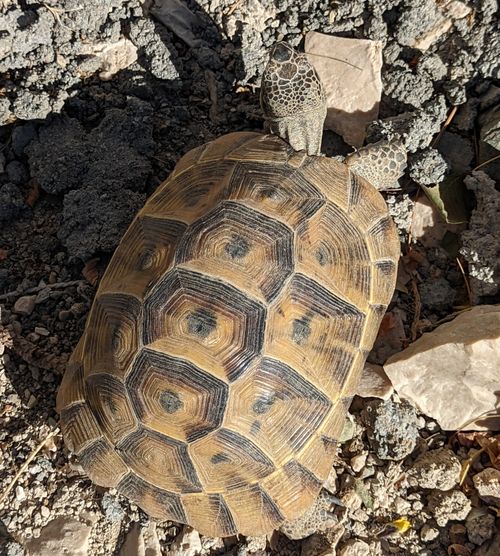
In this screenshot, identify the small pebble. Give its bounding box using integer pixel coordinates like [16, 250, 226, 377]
[35, 326, 50, 336]
[15, 486, 26, 502]
[13, 295, 36, 316]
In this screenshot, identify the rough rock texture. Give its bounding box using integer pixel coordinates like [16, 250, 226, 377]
[361, 399, 419, 460]
[384, 305, 500, 431]
[408, 147, 448, 186]
[460, 171, 500, 302]
[0, 183, 26, 223]
[279, 490, 338, 540]
[465, 508, 496, 546]
[408, 448, 461, 491]
[305, 32, 383, 147]
[119, 521, 161, 556]
[473, 468, 500, 507]
[427, 489, 471, 527]
[25, 517, 92, 556]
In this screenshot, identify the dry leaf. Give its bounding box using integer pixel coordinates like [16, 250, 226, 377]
[447, 544, 471, 556]
[25, 178, 40, 207]
[82, 258, 100, 287]
[0, 248, 8, 261]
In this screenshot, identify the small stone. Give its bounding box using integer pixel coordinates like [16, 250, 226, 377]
[15, 485, 26, 502]
[350, 453, 367, 474]
[167, 526, 202, 556]
[58, 310, 73, 322]
[323, 467, 338, 494]
[101, 492, 125, 522]
[473, 468, 500, 506]
[408, 448, 461, 491]
[361, 399, 419, 460]
[13, 295, 36, 316]
[34, 327, 50, 337]
[40, 506, 50, 518]
[25, 517, 92, 556]
[420, 523, 439, 542]
[465, 508, 496, 546]
[356, 363, 393, 400]
[384, 306, 500, 430]
[427, 489, 471, 527]
[337, 539, 370, 556]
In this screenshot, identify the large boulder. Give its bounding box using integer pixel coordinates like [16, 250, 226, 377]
[384, 305, 500, 430]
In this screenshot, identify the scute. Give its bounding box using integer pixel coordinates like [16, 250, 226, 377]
[57, 131, 400, 537]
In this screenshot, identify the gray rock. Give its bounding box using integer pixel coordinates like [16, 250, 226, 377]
[25, 517, 92, 556]
[0, 183, 26, 223]
[427, 489, 471, 527]
[408, 448, 461, 491]
[6, 160, 28, 185]
[11, 123, 38, 156]
[361, 399, 419, 461]
[437, 132, 474, 174]
[460, 171, 500, 301]
[337, 539, 370, 556]
[418, 277, 456, 311]
[101, 492, 125, 522]
[465, 508, 496, 546]
[480, 103, 500, 150]
[58, 185, 146, 261]
[408, 148, 448, 186]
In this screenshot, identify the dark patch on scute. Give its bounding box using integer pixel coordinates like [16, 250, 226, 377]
[211, 452, 231, 464]
[186, 308, 217, 338]
[252, 393, 278, 415]
[250, 420, 261, 434]
[225, 235, 250, 259]
[292, 316, 311, 345]
[160, 390, 183, 414]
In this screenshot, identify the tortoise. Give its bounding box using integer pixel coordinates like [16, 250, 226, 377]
[57, 42, 406, 537]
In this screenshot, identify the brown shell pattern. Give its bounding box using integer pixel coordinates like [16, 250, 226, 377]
[57, 132, 400, 536]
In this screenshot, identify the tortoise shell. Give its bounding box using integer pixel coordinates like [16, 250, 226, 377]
[57, 131, 399, 537]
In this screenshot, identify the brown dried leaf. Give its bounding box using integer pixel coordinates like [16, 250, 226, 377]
[447, 545, 471, 556]
[456, 431, 491, 449]
[25, 178, 40, 207]
[0, 248, 8, 261]
[82, 257, 100, 287]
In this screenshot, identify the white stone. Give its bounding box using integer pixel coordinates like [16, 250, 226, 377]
[473, 468, 500, 507]
[167, 526, 202, 556]
[80, 39, 138, 80]
[384, 305, 500, 431]
[410, 195, 463, 248]
[356, 363, 394, 400]
[305, 32, 383, 147]
[25, 517, 92, 556]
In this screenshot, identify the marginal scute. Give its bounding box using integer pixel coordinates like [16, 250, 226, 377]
[78, 438, 129, 487]
[117, 427, 202, 493]
[182, 493, 237, 537]
[83, 292, 141, 380]
[118, 472, 187, 522]
[60, 402, 102, 455]
[224, 484, 284, 536]
[98, 215, 187, 299]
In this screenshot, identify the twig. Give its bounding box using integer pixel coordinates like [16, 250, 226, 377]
[455, 257, 473, 307]
[431, 105, 458, 148]
[0, 280, 83, 302]
[226, 0, 245, 16]
[472, 153, 500, 171]
[0, 427, 60, 506]
[409, 278, 422, 342]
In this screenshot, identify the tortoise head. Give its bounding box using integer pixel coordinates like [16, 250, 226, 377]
[261, 42, 327, 156]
